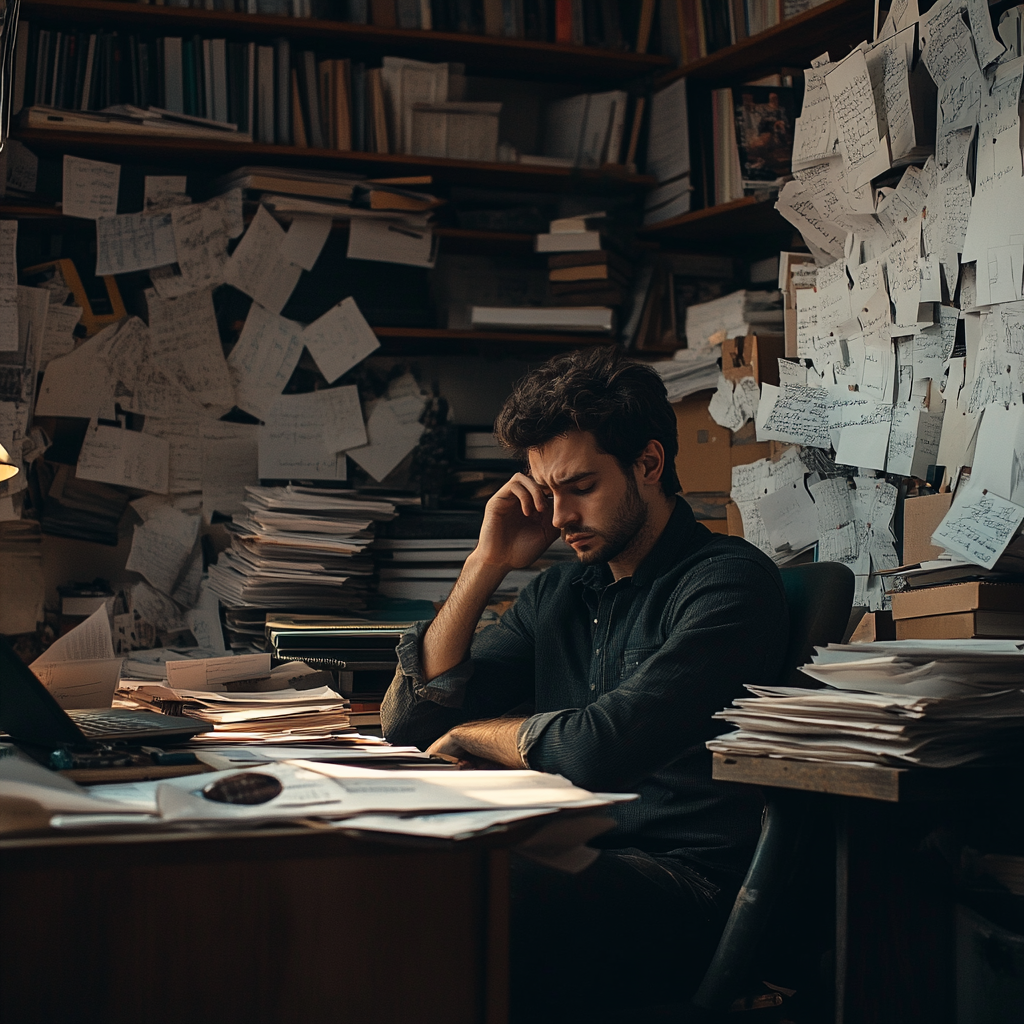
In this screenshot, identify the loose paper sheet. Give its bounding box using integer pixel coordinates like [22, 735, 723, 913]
[347, 217, 437, 269]
[38, 305, 82, 368]
[95, 212, 178, 276]
[125, 505, 201, 598]
[227, 304, 304, 420]
[30, 605, 122, 710]
[302, 297, 380, 384]
[225, 205, 303, 314]
[202, 422, 259, 520]
[347, 375, 426, 482]
[62, 155, 120, 220]
[931, 478, 1024, 568]
[281, 214, 332, 271]
[76, 425, 171, 494]
[258, 385, 366, 480]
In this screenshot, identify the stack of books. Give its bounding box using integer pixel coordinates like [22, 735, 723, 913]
[889, 580, 1024, 640]
[543, 216, 633, 310]
[208, 485, 397, 612]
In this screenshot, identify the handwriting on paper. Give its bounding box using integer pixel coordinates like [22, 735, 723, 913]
[62, 155, 120, 220]
[76, 426, 170, 494]
[95, 212, 178, 276]
[228, 304, 304, 419]
[757, 383, 832, 449]
[932, 479, 1024, 568]
[302, 297, 380, 384]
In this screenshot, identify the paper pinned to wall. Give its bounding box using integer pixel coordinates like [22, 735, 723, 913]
[970, 402, 1024, 505]
[170, 190, 244, 291]
[62, 155, 120, 220]
[0, 221, 17, 287]
[142, 414, 203, 494]
[824, 48, 891, 189]
[38, 305, 82, 368]
[833, 399, 893, 470]
[281, 214, 332, 271]
[302, 296, 380, 384]
[0, 285, 19, 352]
[146, 287, 236, 411]
[95, 211, 178, 276]
[77, 425, 171, 494]
[932, 478, 1024, 568]
[886, 402, 944, 477]
[756, 382, 832, 449]
[186, 580, 226, 655]
[144, 175, 189, 213]
[34, 323, 118, 419]
[347, 374, 427, 482]
[125, 505, 201, 598]
[225, 205, 303, 314]
[227, 304, 304, 420]
[258, 385, 367, 480]
[202, 422, 259, 521]
[758, 478, 819, 555]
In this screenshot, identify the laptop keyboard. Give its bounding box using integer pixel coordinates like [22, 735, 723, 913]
[68, 711, 168, 736]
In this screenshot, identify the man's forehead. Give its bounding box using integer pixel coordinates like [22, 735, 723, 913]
[526, 432, 610, 482]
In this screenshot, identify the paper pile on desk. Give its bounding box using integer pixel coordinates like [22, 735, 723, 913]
[708, 640, 1024, 767]
[650, 350, 722, 402]
[208, 486, 395, 611]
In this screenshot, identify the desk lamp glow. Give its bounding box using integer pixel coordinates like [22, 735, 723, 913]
[0, 442, 19, 482]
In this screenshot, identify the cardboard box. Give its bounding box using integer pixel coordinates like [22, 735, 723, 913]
[890, 581, 1024, 620]
[721, 333, 786, 387]
[895, 610, 1024, 640]
[784, 307, 798, 358]
[703, 519, 729, 535]
[673, 392, 732, 494]
[849, 611, 896, 642]
[730, 420, 772, 468]
[902, 492, 953, 564]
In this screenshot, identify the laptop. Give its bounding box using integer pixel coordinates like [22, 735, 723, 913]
[0, 636, 206, 748]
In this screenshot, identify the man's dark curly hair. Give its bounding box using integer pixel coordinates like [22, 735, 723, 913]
[493, 347, 681, 497]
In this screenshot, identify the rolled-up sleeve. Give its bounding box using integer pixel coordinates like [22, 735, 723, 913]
[516, 558, 787, 792]
[380, 587, 541, 750]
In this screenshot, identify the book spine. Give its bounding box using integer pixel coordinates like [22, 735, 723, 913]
[419, 0, 433, 29]
[302, 50, 323, 147]
[484, 0, 504, 36]
[275, 37, 291, 144]
[290, 67, 309, 146]
[554, 0, 572, 43]
[370, 0, 398, 25]
[12, 20, 30, 116]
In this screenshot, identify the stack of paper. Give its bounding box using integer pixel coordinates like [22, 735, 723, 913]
[128, 684, 355, 744]
[651, 350, 722, 402]
[708, 640, 1024, 767]
[684, 289, 783, 350]
[207, 485, 396, 611]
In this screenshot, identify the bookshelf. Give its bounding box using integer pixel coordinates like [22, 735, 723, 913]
[640, 195, 797, 252]
[373, 327, 613, 356]
[14, 128, 655, 194]
[657, 0, 874, 87]
[20, 0, 671, 82]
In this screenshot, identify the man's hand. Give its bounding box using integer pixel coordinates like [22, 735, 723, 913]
[475, 472, 561, 572]
[426, 717, 528, 769]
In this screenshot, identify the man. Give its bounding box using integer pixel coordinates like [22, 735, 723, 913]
[382, 348, 788, 1021]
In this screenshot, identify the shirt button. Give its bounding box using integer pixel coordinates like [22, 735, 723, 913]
[593, 618, 598, 624]
[595, 648, 600, 653]
[590, 683, 596, 689]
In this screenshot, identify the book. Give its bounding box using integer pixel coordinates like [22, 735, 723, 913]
[547, 250, 632, 273]
[470, 306, 615, 332]
[549, 263, 629, 283]
[732, 84, 796, 190]
[535, 231, 615, 252]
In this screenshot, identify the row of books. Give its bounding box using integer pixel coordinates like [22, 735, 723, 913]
[134, 0, 663, 54]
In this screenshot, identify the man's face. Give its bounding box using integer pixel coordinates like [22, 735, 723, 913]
[527, 431, 648, 566]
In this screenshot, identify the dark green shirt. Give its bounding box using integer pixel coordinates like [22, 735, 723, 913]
[381, 498, 789, 874]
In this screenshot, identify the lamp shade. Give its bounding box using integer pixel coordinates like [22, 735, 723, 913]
[0, 442, 19, 482]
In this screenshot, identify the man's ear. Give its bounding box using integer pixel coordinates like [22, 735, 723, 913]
[635, 441, 665, 486]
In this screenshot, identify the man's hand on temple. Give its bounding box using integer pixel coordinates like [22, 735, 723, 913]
[426, 717, 529, 769]
[474, 472, 561, 572]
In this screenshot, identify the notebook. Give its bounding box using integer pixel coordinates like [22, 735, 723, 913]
[0, 637, 206, 747]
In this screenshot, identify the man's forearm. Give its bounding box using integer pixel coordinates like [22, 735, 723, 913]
[449, 717, 528, 768]
[420, 553, 509, 682]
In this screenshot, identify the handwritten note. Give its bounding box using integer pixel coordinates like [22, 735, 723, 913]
[227, 303, 304, 420]
[348, 374, 426, 482]
[142, 412, 204, 494]
[302, 296, 380, 384]
[95, 211, 178, 276]
[0, 221, 17, 287]
[932, 478, 1024, 568]
[756, 382, 831, 449]
[281, 214, 332, 271]
[144, 175, 189, 213]
[62, 155, 120, 220]
[170, 190, 243, 290]
[225, 205, 303, 314]
[146, 287, 236, 411]
[125, 505, 201, 597]
[824, 48, 891, 189]
[38, 305, 82, 368]
[258, 386, 366, 480]
[202, 422, 259, 520]
[77, 425, 170, 494]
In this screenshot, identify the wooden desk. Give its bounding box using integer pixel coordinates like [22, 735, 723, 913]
[712, 753, 1022, 1024]
[0, 823, 517, 1024]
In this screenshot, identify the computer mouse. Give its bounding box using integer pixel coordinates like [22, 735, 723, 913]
[202, 772, 283, 805]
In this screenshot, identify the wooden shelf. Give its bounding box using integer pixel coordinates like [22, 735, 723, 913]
[21, 0, 670, 83]
[639, 195, 797, 253]
[657, 0, 873, 87]
[14, 128, 654, 193]
[372, 327, 614, 355]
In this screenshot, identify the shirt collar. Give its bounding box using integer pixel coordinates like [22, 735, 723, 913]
[570, 497, 700, 592]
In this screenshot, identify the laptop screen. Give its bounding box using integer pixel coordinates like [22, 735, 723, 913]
[0, 637, 83, 746]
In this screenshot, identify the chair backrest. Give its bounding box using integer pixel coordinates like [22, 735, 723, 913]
[777, 562, 855, 687]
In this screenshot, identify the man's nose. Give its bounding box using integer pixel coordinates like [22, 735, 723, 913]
[550, 495, 580, 530]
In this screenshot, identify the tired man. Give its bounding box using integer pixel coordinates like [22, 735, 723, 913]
[382, 348, 788, 1021]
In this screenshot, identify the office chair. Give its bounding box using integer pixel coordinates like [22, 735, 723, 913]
[687, 561, 855, 1020]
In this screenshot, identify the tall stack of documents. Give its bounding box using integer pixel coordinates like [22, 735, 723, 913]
[651, 349, 722, 402]
[684, 290, 783, 350]
[208, 486, 396, 612]
[708, 640, 1024, 767]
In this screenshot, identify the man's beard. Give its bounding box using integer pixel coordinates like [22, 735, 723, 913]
[564, 474, 649, 566]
